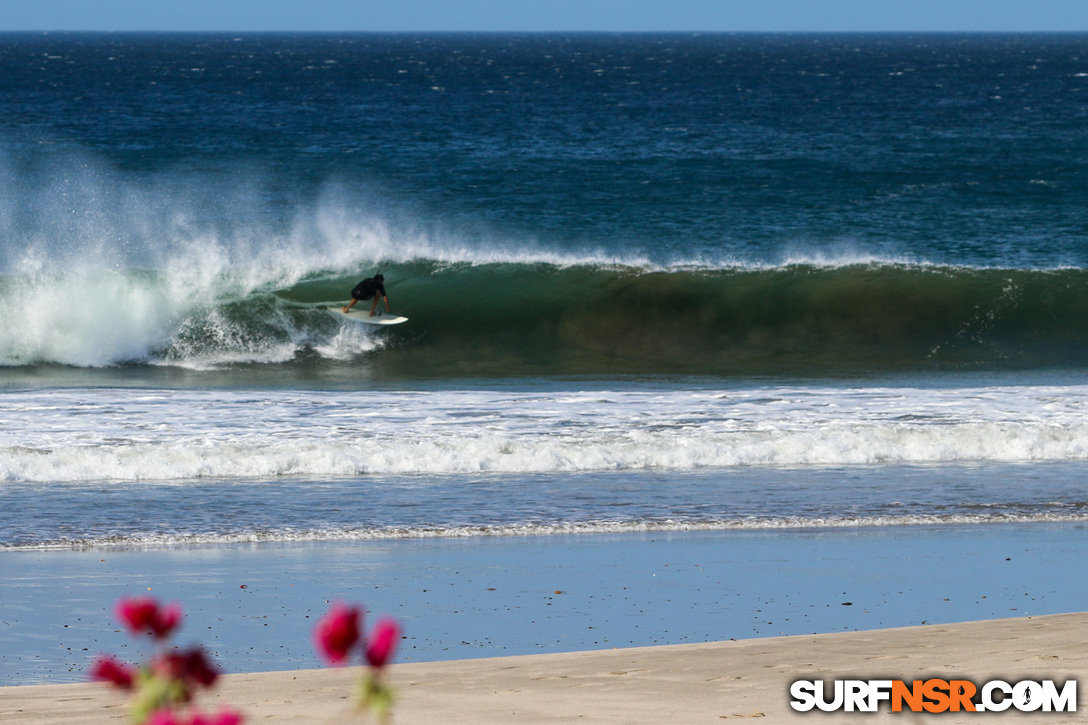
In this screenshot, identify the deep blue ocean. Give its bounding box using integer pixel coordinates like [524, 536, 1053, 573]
[3, 32, 1088, 683]
[4, 29, 1088, 540]
[3, 33, 1088, 379]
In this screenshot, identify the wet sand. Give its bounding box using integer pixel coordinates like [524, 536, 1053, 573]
[5, 524, 1088, 686]
[4, 612, 1087, 723]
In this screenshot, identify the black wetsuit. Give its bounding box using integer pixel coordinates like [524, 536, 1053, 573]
[351, 277, 386, 301]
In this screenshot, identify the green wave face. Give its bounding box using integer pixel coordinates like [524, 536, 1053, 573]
[276, 262, 1088, 377]
[5, 260, 1088, 378]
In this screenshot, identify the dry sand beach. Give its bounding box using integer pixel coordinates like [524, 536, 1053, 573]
[4, 612, 1087, 724]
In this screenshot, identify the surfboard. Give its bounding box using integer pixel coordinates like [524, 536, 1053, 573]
[334, 308, 408, 325]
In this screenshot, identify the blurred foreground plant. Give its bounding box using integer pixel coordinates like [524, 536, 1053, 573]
[89, 596, 242, 725]
[314, 601, 402, 722]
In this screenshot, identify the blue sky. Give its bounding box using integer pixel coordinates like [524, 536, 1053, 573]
[3, 0, 1088, 32]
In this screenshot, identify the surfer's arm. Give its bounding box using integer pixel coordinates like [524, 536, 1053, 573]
[369, 295, 390, 316]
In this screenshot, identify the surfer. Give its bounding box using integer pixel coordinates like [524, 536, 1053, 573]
[343, 274, 390, 316]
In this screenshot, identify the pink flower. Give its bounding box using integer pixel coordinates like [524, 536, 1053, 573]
[116, 597, 158, 633]
[180, 647, 220, 688]
[116, 597, 183, 640]
[365, 618, 401, 669]
[145, 706, 244, 725]
[88, 654, 136, 689]
[314, 602, 363, 665]
[146, 710, 183, 725]
[190, 707, 245, 725]
[152, 647, 220, 691]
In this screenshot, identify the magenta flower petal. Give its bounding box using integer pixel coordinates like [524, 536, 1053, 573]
[190, 707, 245, 725]
[314, 602, 362, 665]
[182, 646, 220, 688]
[365, 618, 401, 669]
[115, 597, 159, 635]
[210, 709, 245, 725]
[152, 603, 184, 639]
[115, 596, 183, 640]
[88, 654, 136, 689]
[146, 710, 184, 725]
